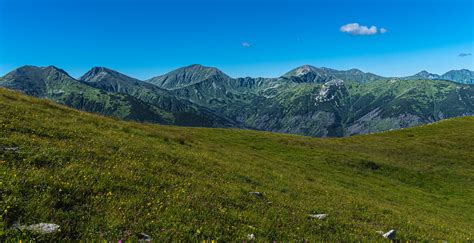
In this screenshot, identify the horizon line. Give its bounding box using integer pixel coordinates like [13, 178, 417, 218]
[1, 63, 472, 81]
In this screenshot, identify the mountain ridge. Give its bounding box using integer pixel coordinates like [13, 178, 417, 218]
[0, 65, 238, 128]
[147, 64, 231, 90]
[1, 64, 473, 138]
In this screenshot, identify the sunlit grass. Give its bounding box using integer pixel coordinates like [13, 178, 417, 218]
[0, 88, 473, 241]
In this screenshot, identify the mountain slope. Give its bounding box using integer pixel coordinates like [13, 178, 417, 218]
[441, 69, 474, 84]
[403, 69, 474, 84]
[79, 67, 238, 127]
[282, 65, 385, 83]
[403, 71, 441, 80]
[0, 66, 235, 127]
[147, 64, 232, 89]
[346, 79, 474, 134]
[148, 65, 474, 137]
[0, 65, 173, 123]
[147, 65, 273, 122]
[1, 65, 473, 138]
[0, 87, 473, 241]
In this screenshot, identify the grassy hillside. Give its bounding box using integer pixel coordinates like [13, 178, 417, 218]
[0, 87, 473, 241]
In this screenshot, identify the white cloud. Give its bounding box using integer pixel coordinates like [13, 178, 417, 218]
[340, 23, 387, 36]
[241, 42, 251, 48]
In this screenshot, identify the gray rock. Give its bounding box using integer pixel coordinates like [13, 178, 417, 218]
[0, 146, 19, 152]
[26, 223, 59, 234]
[249, 192, 263, 198]
[139, 232, 152, 242]
[247, 233, 256, 240]
[309, 213, 327, 220]
[382, 229, 396, 240]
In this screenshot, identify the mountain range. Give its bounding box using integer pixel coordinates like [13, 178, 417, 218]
[1, 64, 473, 137]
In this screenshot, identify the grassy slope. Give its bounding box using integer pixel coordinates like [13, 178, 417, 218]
[0, 87, 473, 241]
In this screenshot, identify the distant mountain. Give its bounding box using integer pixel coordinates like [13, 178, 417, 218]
[403, 69, 474, 84]
[146, 64, 474, 137]
[80, 66, 237, 127]
[147, 64, 231, 89]
[282, 65, 385, 83]
[0, 66, 235, 127]
[1, 64, 473, 137]
[404, 70, 441, 80]
[0, 65, 166, 122]
[441, 69, 474, 84]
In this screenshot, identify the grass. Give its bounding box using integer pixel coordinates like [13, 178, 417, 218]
[0, 87, 473, 241]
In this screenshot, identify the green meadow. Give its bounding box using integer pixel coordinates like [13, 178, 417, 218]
[0, 87, 473, 241]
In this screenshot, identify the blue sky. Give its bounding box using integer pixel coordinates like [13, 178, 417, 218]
[0, 0, 472, 79]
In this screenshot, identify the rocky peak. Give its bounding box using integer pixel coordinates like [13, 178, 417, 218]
[147, 64, 231, 89]
[413, 70, 440, 79]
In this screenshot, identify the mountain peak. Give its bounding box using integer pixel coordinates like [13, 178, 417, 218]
[43, 65, 70, 75]
[181, 64, 223, 75]
[88, 66, 113, 73]
[410, 70, 440, 80]
[293, 65, 319, 76]
[82, 66, 126, 78]
[0, 65, 76, 97]
[440, 69, 474, 84]
[283, 65, 319, 77]
[80, 66, 139, 83]
[187, 63, 209, 68]
[416, 70, 432, 75]
[9, 65, 71, 78]
[282, 66, 384, 83]
[147, 64, 230, 89]
[347, 68, 364, 74]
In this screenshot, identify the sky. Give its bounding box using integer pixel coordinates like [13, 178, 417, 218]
[0, 0, 473, 79]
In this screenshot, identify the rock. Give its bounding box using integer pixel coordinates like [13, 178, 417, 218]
[26, 223, 59, 234]
[382, 229, 396, 240]
[0, 146, 19, 152]
[309, 213, 327, 220]
[249, 192, 263, 198]
[247, 233, 256, 240]
[139, 232, 152, 242]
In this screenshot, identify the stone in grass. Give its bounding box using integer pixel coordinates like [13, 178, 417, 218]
[247, 233, 256, 240]
[0, 146, 19, 152]
[309, 214, 327, 220]
[249, 192, 263, 198]
[382, 229, 396, 240]
[139, 232, 152, 242]
[26, 223, 60, 234]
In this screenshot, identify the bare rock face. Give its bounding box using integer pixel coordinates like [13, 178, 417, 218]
[249, 192, 263, 198]
[309, 214, 328, 220]
[139, 232, 152, 242]
[25, 223, 60, 234]
[382, 229, 396, 240]
[315, 79, 345, 103]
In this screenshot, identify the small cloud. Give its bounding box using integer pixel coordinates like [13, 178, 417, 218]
[241, 42, 251, 48]
[459, 53, 472, 57]
[340, 23, 387, 36]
